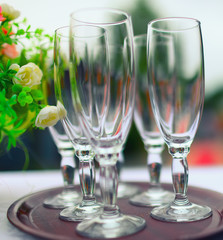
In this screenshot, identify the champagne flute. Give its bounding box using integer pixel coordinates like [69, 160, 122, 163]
[38, 43, 81, 209]
[43, 124, 81, 208]
[70, 8, 146, 238]
[129, 34, 174, 207]
[71, 8, 140, 200]
[54, 25, 105, 221]
[147, 17, 212, 222]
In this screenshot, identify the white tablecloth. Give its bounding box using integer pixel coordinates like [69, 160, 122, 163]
[1, 166, 223, 239]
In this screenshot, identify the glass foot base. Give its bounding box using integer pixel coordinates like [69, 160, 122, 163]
[59, 201, 103, 222]
[76, 213, 146, 239]
[117, 182, 140, 198]
[43, 190, 81, 209]
[129, 188, 175, 207]
[96, 182, 139, 199]
[151, 201, 212, 222]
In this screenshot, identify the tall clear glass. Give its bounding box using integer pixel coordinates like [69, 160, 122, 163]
[39, 42, 81, 209]
[43, 124, 81, 208]
[54, 25, 104, 221]
[130, 34, 174, 207]
[70, 8, 146, 238]
[147, 17, 212, 222]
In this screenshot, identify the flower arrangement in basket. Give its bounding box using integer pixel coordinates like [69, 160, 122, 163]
[0, 3, 65, 167]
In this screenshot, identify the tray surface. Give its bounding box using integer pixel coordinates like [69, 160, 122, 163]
[7, 182, 223, 240]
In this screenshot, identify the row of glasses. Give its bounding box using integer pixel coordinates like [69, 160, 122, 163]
[51, 8, 212, 239]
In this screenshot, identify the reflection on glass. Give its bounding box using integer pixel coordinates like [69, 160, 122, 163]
[116, 150, 139, 198]
[130, 34, 174, 207]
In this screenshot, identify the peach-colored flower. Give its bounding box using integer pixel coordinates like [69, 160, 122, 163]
[1, 43, 19, 59]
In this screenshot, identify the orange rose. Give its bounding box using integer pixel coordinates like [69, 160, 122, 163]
[1, 43, 19, 59]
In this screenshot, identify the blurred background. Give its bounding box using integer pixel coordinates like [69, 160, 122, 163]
[1, 0, 223, 170]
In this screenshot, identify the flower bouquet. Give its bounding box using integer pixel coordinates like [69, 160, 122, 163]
[0, 3, 59, 167]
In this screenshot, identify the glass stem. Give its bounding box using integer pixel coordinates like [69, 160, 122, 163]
[59, 148, 76, 191]
[76, 149, 96, 204]
[98, 153, 120, 218]
[146, 144, 164, 189]
[169, 146, 190, 206]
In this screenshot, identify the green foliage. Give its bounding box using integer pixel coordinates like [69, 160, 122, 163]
[0, 89, 25, 150]
[0, 61, 46, 150]
[0, 5, 53, 155]
[127, 0, 161, 35]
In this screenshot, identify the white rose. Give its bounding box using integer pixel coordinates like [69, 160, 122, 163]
[13, 62, 43, 89]
[57, 101, 67, 119]
[1, 3, 20, 21]
[9, 63, 20, 72]
[35, 106, 59, 128]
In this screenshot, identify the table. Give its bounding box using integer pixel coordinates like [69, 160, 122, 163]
[1, 166, 223, 239]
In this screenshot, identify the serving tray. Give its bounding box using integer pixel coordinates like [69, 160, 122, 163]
[7, 182, 223, 240]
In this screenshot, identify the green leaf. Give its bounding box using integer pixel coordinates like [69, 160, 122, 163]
[8, 94, 17, 105]
[12, 84, 23, 93]
[26, 95, 33, 104]
[16, 29, 25, 36]
[26, 25, 31, 32]
[31, 89, 44, 100]
[22, 17, 27, 24]
[0, 80, 6, 88]
[7, 69, 17, 75]
[18, 91, 27, 106]
[23, 87, 31, 93]
[13, 22, 19, 27]
[0, 63, 5, 71]
[35, 28, 44, 35]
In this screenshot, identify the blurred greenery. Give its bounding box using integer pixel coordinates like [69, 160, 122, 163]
[128, 0, 159, 35]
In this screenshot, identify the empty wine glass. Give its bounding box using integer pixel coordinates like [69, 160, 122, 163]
[129, 34, 174, 207]
[70, 8, 146, 238]
[43, 125, 81, 208]
[54, 25, 105, 221]
[147, 17, 212, 222]
[38, 43, 81, 209]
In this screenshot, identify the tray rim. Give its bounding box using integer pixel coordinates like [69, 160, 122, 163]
[7, 188, 73, 240]
[7, 183, 223, 240]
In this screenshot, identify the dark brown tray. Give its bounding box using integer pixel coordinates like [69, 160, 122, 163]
[7, 182, 223, 240]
